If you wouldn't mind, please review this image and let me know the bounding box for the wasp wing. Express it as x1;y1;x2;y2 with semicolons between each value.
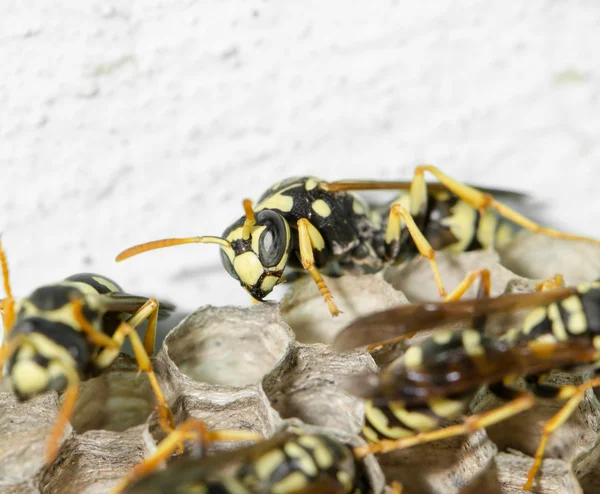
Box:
333;287;576;351
98;292;176;320
345;338;597;405
322;180;529;201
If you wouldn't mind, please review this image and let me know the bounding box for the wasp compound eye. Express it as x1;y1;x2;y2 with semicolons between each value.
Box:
219;249;240;280
256;210;287;268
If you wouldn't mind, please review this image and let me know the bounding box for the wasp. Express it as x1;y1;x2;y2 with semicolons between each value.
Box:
112;421;374;494
115;166;600;317
0;240;177;463
334;279;600;490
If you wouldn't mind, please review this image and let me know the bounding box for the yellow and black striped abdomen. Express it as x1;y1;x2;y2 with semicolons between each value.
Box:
125;432;367;494
362;395;472;444
241;433;364;493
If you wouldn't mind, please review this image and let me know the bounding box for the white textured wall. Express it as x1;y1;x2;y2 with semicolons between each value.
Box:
1;1;599;313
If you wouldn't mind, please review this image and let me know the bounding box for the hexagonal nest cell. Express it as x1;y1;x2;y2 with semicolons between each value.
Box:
2;233;600;493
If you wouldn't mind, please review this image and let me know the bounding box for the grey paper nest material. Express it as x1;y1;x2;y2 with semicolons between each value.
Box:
1;233;600;493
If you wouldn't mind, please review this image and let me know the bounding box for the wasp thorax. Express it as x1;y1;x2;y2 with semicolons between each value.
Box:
221;210;292;300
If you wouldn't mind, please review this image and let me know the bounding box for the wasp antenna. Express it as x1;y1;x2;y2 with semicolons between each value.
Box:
116;236;231;262
242;199;256;240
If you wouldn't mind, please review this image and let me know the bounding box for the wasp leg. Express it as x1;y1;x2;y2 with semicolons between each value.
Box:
385;202;447;298
94;299;176;436
45;366;80;463
354;392;535;457
70;298;121;349
413;165;600;247
523;376;600;490
297;218;341;316
444;268;491;302
110;419;263;494
0;239;15;336
365;268;491;353
535;274;564;292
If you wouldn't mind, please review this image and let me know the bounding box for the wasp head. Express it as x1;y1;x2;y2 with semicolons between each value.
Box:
220;208;292;301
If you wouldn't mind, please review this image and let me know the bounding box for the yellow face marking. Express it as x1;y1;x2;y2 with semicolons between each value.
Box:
255;192;294;213
233;251;264;286
428;397;467;419
476;212;499;249
255;449;286;480
462;329;484;357
305;178;319;191
272;472;308;494
522;307;548;335
91;276;120;293
403;346;423;369
364;401;412;439
284;442;318;476
388;401;438;432
250;225;267;255
546;304;567;341
432;330;453;345
441;200;478;253
311;199;332;218
261;276;279;293
11;360;49;394
593;335;600;350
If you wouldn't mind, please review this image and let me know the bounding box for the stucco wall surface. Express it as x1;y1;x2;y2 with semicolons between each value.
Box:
1;1;599;315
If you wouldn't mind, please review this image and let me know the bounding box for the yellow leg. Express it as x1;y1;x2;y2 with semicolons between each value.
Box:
110;419;263;494
365;268;490;353
45;367;80;464
535;274;564;292
297;218;341;316
70;298;120;349
354;393;535;457
414;165;600;247
444;268;491;302
94;299;175;435
523;376;600;490
0;239;15;335
385;202;447;298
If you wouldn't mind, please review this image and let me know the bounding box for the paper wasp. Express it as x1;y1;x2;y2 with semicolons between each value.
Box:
0;240;177;463
112;422;373;494
115;165;600;317
334;279;600;490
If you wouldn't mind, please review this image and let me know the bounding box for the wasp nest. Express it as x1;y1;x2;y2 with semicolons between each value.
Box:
1;234;600;494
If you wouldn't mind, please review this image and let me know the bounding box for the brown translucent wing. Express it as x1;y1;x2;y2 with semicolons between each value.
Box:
345;338;597;405
321;180;529;201
98;293;176;320
333;287;576;351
